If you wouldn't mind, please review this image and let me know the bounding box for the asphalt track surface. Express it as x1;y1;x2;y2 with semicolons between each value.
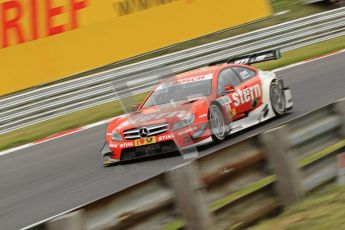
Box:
0;52;345;230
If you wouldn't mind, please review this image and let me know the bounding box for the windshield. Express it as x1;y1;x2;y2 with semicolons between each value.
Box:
142;76;212;108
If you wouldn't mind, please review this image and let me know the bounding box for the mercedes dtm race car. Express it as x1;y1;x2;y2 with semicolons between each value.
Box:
100;50;293;165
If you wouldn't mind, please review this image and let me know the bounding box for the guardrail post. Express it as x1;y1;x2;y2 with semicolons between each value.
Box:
45;210;84;230
259;125;304;205
334;98;345;137
337;153;345;186
166;162;213;230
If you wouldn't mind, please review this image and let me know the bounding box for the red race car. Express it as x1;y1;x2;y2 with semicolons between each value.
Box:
101;50;293;165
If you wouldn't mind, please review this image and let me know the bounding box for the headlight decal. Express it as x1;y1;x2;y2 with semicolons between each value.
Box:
172;114;195;131
111;129;124;141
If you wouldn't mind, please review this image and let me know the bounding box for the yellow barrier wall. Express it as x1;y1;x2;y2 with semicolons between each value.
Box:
0;0;271;96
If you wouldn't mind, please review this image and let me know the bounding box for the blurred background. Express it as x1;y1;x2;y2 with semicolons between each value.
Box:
0;0;345;230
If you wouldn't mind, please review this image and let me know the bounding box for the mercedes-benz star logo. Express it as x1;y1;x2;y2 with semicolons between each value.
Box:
139;127;149;138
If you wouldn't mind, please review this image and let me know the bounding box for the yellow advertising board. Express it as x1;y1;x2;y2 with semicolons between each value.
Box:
0;0;271;96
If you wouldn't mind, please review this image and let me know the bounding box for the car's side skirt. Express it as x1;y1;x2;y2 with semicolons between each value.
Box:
228;102;276;135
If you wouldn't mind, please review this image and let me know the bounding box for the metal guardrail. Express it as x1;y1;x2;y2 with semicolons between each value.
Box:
1;7;345;134
35;98;345;230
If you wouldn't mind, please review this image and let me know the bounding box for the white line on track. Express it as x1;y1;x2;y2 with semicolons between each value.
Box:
0;119;111;157
272;49;345;73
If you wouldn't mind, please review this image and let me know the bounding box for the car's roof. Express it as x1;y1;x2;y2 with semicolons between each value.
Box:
168;65;223;82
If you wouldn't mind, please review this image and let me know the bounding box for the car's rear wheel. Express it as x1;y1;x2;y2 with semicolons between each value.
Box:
270;81;286;117
209;104;226;142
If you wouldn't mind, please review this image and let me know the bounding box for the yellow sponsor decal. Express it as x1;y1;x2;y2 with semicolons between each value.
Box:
0;0;271;95
134;136;157;146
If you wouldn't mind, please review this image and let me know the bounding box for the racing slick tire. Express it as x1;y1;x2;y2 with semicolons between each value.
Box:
270;81;286;117
208;104;227;143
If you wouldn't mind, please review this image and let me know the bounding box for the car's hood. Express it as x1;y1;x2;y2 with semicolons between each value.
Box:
108;99;205;132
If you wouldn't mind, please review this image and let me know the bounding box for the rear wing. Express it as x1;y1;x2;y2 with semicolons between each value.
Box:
210;49;281;66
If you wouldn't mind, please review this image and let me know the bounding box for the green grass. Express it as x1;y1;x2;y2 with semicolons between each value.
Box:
248;185;345;230
254;36;345;70
0;92;148;150
298;140;345;168
161;175;276;230
1;35;345;151
209;175;276;212
160;138;345;230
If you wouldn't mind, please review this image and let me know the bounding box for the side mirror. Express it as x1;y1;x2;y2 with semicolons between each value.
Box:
224;85;235;93
132;104;140;112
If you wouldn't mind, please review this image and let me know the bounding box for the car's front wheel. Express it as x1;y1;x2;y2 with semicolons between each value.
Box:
270;81;286;117
208;104;226;142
